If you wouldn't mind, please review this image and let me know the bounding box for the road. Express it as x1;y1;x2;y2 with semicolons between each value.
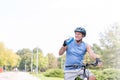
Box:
0;71;40;80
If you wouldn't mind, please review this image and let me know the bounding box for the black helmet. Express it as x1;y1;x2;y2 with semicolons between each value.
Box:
74;27;86;37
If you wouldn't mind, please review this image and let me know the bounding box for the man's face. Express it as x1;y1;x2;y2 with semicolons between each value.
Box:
75;32;83;41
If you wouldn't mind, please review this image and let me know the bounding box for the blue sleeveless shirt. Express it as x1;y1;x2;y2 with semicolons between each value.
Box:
65;40;87;70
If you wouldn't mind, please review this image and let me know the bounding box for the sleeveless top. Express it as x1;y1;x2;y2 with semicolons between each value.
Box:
64;40;87;70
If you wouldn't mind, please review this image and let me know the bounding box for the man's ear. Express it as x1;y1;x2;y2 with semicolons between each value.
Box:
82;35;85;38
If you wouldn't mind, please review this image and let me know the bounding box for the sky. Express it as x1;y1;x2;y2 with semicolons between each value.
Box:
0;0;120;57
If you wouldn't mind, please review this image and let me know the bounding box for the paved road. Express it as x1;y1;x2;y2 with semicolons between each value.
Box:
0;71;40;80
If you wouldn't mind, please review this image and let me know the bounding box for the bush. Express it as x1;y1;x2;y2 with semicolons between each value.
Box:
44;68;120;80
44;69;64;78
91;68;120;80
102;68;120;80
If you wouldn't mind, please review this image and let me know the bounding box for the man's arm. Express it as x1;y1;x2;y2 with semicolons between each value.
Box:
59;46;67;55
87;44;98;59
87;44;102;66
59;37;74;56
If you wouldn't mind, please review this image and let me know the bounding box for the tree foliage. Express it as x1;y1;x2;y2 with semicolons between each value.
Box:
47;53;58;69
16;47;48;72
0;42;20;70
99;24;120;68
16;48;32;71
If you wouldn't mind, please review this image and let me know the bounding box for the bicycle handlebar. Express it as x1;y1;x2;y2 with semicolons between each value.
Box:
82;63;96;68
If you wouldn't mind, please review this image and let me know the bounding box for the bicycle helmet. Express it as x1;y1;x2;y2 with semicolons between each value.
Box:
74;27;86;37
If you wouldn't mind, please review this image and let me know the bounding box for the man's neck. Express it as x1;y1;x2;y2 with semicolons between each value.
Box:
76;39;82;44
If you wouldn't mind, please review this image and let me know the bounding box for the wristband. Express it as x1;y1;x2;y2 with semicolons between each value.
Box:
63;40;67;46
96;58;102;63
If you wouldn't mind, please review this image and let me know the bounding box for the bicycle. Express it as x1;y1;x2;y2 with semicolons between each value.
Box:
74;62;96;80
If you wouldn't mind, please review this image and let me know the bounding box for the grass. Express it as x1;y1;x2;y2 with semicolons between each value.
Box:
30;72;64;80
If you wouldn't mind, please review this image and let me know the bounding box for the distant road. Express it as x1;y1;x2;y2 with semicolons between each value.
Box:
0;71;40;80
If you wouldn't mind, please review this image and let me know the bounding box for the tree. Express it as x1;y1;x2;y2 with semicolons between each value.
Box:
47;53;58;69
0;42;20;70
31;47;48;72
99;24;120;68
16;48;32;71
58;54;66;69
0;42;6;66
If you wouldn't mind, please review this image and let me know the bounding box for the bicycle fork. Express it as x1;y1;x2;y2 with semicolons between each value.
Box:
83;69;89;80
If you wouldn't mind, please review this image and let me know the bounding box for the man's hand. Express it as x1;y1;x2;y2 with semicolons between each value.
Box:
94;58;103;67
63;37;74;47
97;61;103;67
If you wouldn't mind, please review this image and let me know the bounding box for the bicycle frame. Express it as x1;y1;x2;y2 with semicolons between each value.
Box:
75;63;95;80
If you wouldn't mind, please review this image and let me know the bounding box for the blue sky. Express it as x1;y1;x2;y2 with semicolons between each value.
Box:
0;0;120;57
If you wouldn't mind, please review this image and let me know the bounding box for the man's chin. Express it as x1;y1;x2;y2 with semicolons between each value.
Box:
75;38;79;40
76;39;81;42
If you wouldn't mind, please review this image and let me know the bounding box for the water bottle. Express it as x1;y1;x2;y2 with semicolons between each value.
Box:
65;37;74;45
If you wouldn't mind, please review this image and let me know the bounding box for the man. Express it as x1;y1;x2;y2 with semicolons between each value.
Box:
59;27;102;80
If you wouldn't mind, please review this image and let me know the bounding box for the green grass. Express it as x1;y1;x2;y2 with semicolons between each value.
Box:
31;72;64;80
